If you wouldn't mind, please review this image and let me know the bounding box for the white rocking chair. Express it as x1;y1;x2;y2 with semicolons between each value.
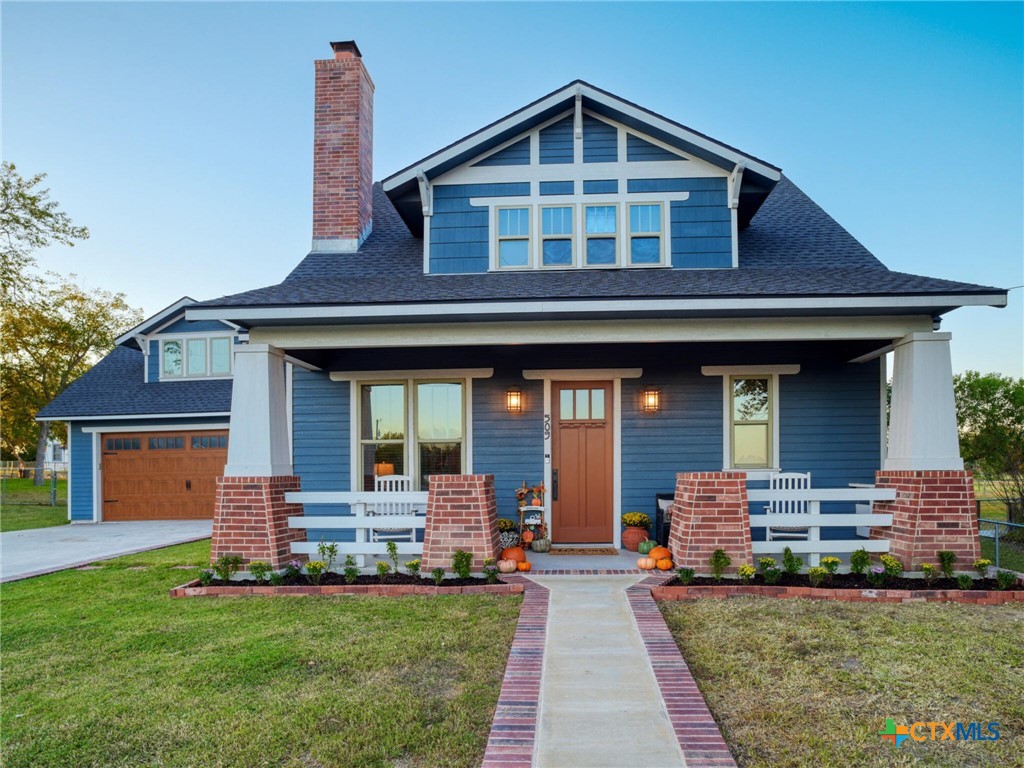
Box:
370;474;415;543
765;472;811;541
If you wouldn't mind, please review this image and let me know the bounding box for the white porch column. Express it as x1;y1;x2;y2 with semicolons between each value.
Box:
885;331;963;471
224;343;293;477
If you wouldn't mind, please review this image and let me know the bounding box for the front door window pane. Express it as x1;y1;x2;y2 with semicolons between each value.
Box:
162;341;182;376
187;339;207;376
575;389;590;420
560;389;573;419
591;388;606;419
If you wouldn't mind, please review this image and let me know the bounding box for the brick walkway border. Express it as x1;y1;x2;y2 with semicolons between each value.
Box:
528;568;643;575
481;575;549;768
627;574;738;768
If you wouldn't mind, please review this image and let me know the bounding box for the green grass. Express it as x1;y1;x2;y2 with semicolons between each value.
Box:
661;598;1024;767
1;541;521;768
1;478;69;532
981;535;1024;574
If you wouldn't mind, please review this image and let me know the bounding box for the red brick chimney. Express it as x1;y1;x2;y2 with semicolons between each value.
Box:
312;40;374;253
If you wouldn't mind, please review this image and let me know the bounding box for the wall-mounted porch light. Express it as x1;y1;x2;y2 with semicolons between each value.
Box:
506;387;523;413
641;387;661;414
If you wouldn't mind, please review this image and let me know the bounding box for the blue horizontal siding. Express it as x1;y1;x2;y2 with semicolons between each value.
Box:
539;117;574;164
292;369;351;542
430;183;530;274
583;179;618;194
583;115;617;163
627;134;687;162
70;424;93;521
540;181;574;195
473;376;544;525
647;178;733;268
628;177;726;194
473;137;530;166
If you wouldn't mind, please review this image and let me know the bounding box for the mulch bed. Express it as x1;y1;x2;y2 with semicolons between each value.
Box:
661;573;1007;590
207;573;491;588
171;573;524;598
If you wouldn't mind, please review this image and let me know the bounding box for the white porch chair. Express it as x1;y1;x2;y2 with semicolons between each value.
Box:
370;474;416;543
765;472;812;541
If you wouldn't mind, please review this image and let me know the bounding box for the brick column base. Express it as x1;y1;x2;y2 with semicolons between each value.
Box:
421;474;502;571
667;472;752;574
871;470;980;570
211;476;306;569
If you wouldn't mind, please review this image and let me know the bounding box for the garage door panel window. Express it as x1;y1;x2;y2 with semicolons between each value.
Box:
149;436;184;450
105;437;141;451
160;336;233;379
192;435;228;449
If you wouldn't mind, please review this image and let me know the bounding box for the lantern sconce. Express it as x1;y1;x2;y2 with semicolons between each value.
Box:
506;387;523;413
640;387;661;414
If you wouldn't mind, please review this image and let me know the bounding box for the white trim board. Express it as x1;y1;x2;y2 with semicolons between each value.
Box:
83;423;229;434
523;368;642;380
39;412;231;422
330;368;493;381
115;296;196;346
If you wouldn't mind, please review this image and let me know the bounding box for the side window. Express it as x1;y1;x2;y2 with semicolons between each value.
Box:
730;377;771;468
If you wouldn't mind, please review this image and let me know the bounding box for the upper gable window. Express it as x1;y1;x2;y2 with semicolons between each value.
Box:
496;207;531;268
628;203;665;265
161;336;233;379
584;205;618;266
541;206;574;267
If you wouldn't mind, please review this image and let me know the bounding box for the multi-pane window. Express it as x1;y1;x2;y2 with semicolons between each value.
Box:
628;203;663;265
496;207;531;268
730;377;771;468
540;206;574;267
192;435;228;449
584;205;618;266
149;436;184;450
104;437;141;451
160;336;233;379
559;387;607;420
359;380;465;490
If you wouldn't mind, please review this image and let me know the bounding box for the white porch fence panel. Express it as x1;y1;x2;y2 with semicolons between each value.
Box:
285;491;429;564
746;487;897;566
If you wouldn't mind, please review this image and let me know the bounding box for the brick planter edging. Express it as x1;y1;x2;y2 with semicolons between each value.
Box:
627;574;738;768
481;575;549;768
169;579;524;598
651;584;1024;604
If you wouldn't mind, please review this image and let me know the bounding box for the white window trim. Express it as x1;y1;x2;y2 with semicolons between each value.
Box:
494;205;533;270
159;333;235;381
626;201;667;267
701;365;800;474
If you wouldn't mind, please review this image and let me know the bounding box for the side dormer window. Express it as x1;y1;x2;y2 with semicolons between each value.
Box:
584;204;618;266
161;336;233;379
496;207;531;268
628;203;665;266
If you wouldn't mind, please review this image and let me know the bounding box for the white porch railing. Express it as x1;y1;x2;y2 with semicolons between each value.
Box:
746;487;897;566
285;491;429;563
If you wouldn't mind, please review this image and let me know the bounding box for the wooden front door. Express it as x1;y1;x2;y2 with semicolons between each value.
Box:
101;430;228;520
551;381;613;543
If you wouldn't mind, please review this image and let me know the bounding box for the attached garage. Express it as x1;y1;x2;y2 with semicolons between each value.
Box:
101;430;228;520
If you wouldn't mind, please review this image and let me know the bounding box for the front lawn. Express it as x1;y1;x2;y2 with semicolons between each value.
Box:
1;541;521;768
0;504;68;532
1;478;68;532
661;597;1024;767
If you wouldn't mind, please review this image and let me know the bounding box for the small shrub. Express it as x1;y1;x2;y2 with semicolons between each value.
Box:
709;549;731;582
995;570;1019;591
866;566;886;588
849;548;870;576
819;556;841;576
387;541;400;573
343;554;359;585
737;564;756;584
247;560;271;583
452;550;473;580
938;550;957;580
283;560;303;580
757;557;777;573
921;563;937;586
497;518;517;532
972;558;992;580
305;560;327;585
762;565;782;585
405;559;421;578
482;557;498;584
376;561;392;580
676;567;695;585
782;547;802;576
807;566;828;588
880;554;904;579
956;573;975;591
431;567;446;586
317;540;338;573
213;554;243;582
198;569;214;587
268;571;284;586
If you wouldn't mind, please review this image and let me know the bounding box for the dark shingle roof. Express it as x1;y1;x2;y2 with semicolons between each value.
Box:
195;176;1001;310
37;346;232;419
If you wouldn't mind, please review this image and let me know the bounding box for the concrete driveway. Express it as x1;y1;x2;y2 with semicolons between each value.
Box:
1;521;212;583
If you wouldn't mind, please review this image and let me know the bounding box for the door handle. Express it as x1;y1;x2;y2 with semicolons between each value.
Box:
552;470;558;501
185;479;192;492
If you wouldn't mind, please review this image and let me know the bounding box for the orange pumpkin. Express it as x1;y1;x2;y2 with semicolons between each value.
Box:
637;557;657;570
517;561;532;572
497;559;518;574
648;546;671;561
521;529;535;544
656;558;674;571
501;546;527;563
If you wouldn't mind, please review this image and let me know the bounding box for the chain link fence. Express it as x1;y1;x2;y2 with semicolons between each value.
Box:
979;516;1024;573
0;462;68;508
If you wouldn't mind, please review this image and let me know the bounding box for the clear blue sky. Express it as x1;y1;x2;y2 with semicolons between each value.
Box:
4;2;1022;375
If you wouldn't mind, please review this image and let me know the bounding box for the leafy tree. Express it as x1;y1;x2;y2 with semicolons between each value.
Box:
954;371;1024;522
1;275;142;482
1;161;89;299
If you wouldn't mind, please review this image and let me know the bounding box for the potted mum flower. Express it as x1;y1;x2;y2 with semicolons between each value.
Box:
621;512;651;551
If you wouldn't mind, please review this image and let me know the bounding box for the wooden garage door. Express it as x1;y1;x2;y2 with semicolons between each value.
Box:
101;431;228;520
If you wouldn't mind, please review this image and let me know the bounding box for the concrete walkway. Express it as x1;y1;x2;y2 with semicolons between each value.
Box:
1;521;212;582
531;575;686;767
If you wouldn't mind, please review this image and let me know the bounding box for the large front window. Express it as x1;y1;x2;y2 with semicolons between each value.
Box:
359;380;465;490
730;376;771;468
